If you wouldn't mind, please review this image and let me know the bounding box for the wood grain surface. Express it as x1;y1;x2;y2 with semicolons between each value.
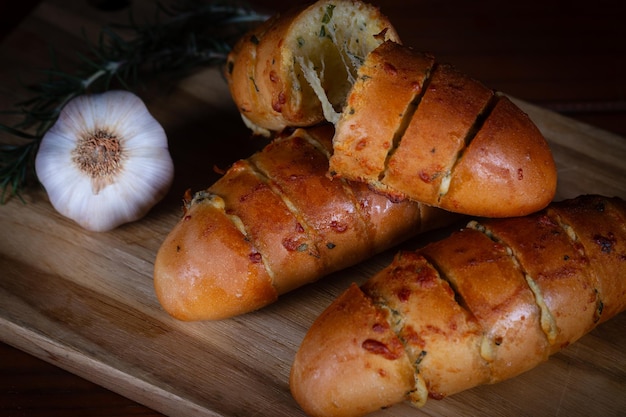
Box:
1;1;625;416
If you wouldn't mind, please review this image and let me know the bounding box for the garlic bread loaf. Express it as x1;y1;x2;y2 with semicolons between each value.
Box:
225;0;400;136
290;194;626;417
227;0;556;217
328;40;557;217
153;126;458;321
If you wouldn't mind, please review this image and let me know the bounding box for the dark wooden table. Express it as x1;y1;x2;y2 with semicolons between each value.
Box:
1;0;625;416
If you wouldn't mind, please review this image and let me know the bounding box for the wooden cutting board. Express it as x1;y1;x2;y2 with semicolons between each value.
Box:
1;1;625;417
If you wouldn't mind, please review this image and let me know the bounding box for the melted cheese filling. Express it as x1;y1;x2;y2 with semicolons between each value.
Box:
290;2;393;123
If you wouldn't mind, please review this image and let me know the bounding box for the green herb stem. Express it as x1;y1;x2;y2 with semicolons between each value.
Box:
0;0;268;203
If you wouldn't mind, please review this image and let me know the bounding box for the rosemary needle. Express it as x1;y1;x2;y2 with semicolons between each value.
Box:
0;0;268;203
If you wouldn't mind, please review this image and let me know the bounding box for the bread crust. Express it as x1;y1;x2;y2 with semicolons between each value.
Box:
419;228;550;381
442;95;557;216
382;62;493;204
154;126;458;321
153;191;277;321
290;283;415;417
208;159;324;295
290;195;626;415
547;195;626;321
361;251;489;403
329;42;434;190
329;41;557;217
475;213;601;352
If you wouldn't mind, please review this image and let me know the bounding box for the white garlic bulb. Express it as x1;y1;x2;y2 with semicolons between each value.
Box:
35;90;175;232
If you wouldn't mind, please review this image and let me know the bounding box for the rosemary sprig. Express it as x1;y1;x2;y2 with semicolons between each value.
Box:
0;0;268;203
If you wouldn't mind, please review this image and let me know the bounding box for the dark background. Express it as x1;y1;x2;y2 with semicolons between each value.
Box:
1;0;624;415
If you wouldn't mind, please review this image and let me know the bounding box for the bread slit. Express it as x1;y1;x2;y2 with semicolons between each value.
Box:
328;42;435;197
363;262;438;407
299;126;377;253
361;251;491;401
467;219;563;346
188;190;249;239
545;197;626;322
437;93;499;201
415;249;503;370
205;170;279;287
245;156;323;262
372;299;430;407
547;210;606;324
379;63;435;182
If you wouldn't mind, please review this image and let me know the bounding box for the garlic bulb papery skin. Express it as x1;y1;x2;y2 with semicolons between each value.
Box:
35;90;175;232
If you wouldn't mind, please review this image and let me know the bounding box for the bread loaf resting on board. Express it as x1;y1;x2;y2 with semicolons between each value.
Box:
290;194;626;417
226;0;556;217
328;40;557;217
153;126;458;321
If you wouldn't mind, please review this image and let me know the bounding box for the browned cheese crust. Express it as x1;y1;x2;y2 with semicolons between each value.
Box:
291;195;626;416
329;41;557;217
153;125;458;321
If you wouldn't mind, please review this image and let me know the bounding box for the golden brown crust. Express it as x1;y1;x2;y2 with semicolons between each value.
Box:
361;251;489;402
290;195;626;415
442;95;557;217
208;159;324;295
329;41;557;217
249;130;373;276
153;192;277;321
329;41;434;189
382;62;493;204
154;126;458;321
476;213;601;352
547;195;626;322
419;228;550;381
347;180;458;252
290;283;415;417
